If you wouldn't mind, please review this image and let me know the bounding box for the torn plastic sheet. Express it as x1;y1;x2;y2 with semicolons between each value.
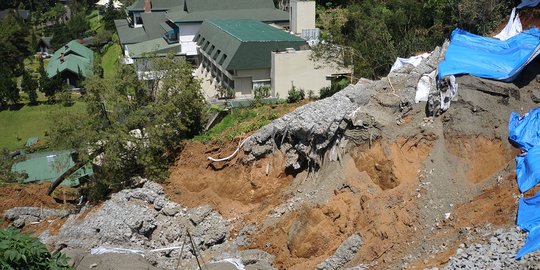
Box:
415;70;436;103
494;8;522;41
90;247;145;256
213;258;246;270
518;0;540;9
390;52;431;72
509;108;540;151
438;28;540;82
439;75;458;112
516;192;540;259
516;145;540;193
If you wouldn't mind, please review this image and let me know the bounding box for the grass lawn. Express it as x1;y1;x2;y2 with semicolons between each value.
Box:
194;102;303;142
102;42;121;79
88;9;102;32
0;102;86;151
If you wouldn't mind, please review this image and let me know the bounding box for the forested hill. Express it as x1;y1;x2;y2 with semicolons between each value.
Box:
314;0;517;79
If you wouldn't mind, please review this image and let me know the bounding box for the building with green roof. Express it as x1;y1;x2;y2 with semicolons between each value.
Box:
46;40;94;87
11;150;93;187
194;19;307;97
116;0;289;64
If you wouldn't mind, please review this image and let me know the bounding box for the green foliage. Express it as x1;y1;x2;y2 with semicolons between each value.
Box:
21;70;38;105
315;0;514;79
0;11;30;77
0;149;26;183
0;73;19;107
319;77;349;99
0;227;72;269
49;56;206;200
194;105;285;142
217;86;235;99
103;0;124;31
101;42;121;79
286;86;305;103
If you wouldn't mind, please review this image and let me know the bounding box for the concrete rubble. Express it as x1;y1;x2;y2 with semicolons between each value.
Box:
41;181;276;269
4;207;70;228
316;234;363;270
243;45;446;171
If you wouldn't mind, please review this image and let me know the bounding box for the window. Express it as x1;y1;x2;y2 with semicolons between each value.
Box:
213;49;221;60
219;54;227;65
208;45;215;55
194;34;201;43
203;41;209;50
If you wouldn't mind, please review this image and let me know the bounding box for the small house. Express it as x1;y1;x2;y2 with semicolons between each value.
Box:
46;40;94;87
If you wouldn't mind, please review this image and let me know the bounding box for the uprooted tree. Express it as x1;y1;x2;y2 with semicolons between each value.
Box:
48;54;206;200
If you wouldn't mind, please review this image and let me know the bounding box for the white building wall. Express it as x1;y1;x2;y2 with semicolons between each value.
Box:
271;49;351;99
290;0;316;34
178;23;201;56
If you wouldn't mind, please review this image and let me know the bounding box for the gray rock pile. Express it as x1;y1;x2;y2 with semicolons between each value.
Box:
243;45;446;171
51;181;233;269
443;227;540;269
4;207;70;228
316;234;363;270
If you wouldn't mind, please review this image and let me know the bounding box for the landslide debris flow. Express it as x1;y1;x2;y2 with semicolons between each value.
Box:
5;47;540;269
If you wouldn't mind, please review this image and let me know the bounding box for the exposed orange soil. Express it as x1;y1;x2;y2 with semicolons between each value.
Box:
446;136;517;183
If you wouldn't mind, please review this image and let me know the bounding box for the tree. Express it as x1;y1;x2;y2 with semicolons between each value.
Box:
21;70;38;105
49;56;207;200
0;11;30;77
103;0;123;31
0;71;19;107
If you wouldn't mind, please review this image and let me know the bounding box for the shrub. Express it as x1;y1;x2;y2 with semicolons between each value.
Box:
319;78;350;99
0;227;72;269
287;86;305;103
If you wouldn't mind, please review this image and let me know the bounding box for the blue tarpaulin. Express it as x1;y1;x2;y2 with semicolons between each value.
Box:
509;108;540;151
438;28;540;82
516;146;540;193
517;227;540;259
517;193;540;259
517;193;540;232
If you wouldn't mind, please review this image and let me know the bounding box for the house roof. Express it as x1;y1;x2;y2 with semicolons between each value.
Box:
11;150;93;187
0;9;30;20
38;36;53;48
127;0;183;12
185;0;275;12
195;20;307;70
166;8;288;23
115;12;168;45
126;37;181;58
115;19;148;44
46;40;94;78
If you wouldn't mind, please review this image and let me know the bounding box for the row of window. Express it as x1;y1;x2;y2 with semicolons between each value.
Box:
194;34;228;66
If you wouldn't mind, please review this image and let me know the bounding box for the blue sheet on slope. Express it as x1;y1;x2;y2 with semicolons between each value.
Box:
517;193;540;259
438;28;540;82
516;146;540;193
509;108;540;151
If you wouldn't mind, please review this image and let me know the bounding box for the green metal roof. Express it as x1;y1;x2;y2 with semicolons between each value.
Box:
127;37;181;58
140;12;168;40
11;150;93;187
115;19;148;44
127;0;183;12
46;40;94;79
185;0;275;12
166;8;288;23
195;20;307;70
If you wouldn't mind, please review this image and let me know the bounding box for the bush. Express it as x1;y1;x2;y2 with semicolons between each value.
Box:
319;78;350;99
0;227;72;269
286;86;305;103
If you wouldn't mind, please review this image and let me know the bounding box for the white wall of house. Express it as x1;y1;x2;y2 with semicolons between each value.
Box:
234;68;271;97
290;0;316;34
271;49;351;98
178;23;201;56
133;12;143;28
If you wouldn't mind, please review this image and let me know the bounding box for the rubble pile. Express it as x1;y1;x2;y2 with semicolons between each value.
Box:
46;181;274;269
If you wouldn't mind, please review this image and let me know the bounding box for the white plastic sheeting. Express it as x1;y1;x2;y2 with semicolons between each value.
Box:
494;8;522;41
95;0;123;8
440;75;458;112
518;0;540;8
390;52;431;72
90;247;145;256
415;70;436;103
